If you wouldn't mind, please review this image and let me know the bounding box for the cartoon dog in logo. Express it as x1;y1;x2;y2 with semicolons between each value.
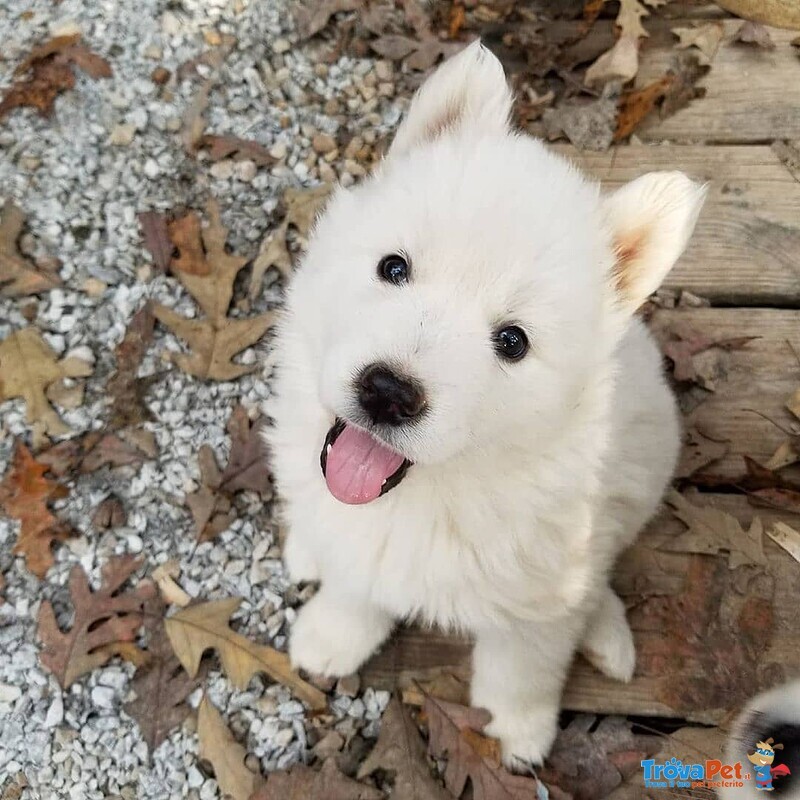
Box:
748;738;792;791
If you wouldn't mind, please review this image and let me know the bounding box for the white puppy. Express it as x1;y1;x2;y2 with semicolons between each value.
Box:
267;42;705;765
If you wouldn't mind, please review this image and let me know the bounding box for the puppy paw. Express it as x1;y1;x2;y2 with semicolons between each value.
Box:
580;591;635;683
289;593;391;677
483;705;559;768
283;534;321;583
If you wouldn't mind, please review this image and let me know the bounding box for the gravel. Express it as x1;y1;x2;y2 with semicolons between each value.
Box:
0;0;399;796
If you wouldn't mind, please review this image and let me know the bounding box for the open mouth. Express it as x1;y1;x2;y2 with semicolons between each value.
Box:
320;418;412;505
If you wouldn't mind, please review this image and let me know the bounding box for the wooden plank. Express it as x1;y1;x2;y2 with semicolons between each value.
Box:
649;307;800;481
363;495;800;722
555;145;800;305
635;20;800;143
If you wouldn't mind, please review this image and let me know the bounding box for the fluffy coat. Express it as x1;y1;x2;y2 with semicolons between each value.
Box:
267;42;706;764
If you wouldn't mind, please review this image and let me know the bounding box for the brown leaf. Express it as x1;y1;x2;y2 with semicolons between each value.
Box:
673;22;725;64
539;716;662;800
448;3;466;39
715;1;800;29
0;327;93;443
254;759;383;800
294;0;364;40
658;326;756;386
585;36;639;87
616;0;649;39
424;696;549;800
37;431;153;477
219;405;271;494
125;597;202;753
748;486;800;514
614;75;674;141
198;695;260;800
765;439;800;471
660;51;709;119
182;79;212;153
766;521;800;563
138;212;173;273
786;387;800;421
91;496;126;530
358;696;450;800
370;35;419;61
168;212;209;276
0;34;111;120
152;560;192;607
663;489;767;569
107;303;157;429
199;135;276;166
0;202;62;297
676;426;729;479
153;200;276;380
400;669;470;707
0;441;72;578
733;21;776;49
37;556;154;687
543;87;620;151
164;597;327;710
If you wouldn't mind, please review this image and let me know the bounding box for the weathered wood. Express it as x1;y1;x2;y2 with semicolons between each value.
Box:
554;145;800;305
362;493;800;723
635;20;800;143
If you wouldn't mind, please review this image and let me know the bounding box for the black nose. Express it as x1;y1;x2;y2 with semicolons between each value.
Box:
357;364;426;426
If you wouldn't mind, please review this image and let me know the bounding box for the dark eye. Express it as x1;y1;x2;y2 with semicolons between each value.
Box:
493;325;529;361
377;253;409;285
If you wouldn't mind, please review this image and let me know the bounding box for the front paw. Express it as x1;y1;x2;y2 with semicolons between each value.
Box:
283;534;321;583
289;594;391;677
482;705;559;768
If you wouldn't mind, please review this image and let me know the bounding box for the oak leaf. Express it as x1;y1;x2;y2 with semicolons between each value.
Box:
614;76;674;141
0;327;93;443
616;0;650;40
199;135;276;166
219;404;272;495
164;597;327;710
733;21;776;49
186;444;237;541
37;556;154;687
424;696;551;800
254;759;383;800
138;212;173;273
37;430;154;477
0;202;62;297
585;35;639;87
675;426;729;479
153;200;275;380
0;34;112;120
663;490;766;569
673;22;725;64
295;0;364;40
198;695;260;800
0;440;72;578
125;597;203;753
358;696;450;800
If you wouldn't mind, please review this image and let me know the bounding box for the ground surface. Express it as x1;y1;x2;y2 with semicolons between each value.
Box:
1;1;799;800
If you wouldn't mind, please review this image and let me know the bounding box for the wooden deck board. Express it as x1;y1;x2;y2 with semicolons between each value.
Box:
554;145;800;305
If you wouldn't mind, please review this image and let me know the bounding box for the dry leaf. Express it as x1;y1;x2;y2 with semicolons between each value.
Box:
715;0;800;29
91;496;126;530
358;696;451;800
138;212;173;273
107;303;157;429
198;695;260;800
182;79;212;153
616;0;649;40
152;560;192;607
125;597;201;753
766;521;800;563
0;34;112;119
585;35;639;87
164;597;327;710
400;669;470;707
254;759;383;800
219;405;271;495
199;134;276;166
249;185;333;299
614;75;674;141
676;426;729;479
0;202;62;297
673;22;725;64
152;199;276;380
186;444;237;541
37;556;154;687
168;212;209;276
424;696;551;800
543;85;620;151
733;21;777;48
658;327;756;386
294;0;364;40
660;51;709;119
539;715;662;800
663;490;767;569
765;439;800;471
0;327;93;442
37;431;153;477
786;387;800;421
0;441;72;578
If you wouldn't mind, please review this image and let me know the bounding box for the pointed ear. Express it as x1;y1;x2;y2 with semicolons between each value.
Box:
388;41;513;158
603;171;707;311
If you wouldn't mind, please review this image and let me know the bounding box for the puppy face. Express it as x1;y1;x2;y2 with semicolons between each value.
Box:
284;43;705;505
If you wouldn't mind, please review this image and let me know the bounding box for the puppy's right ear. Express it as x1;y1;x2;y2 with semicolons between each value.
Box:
388;41;513;158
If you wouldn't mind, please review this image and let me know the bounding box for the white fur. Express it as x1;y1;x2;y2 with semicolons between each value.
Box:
266;41;705;765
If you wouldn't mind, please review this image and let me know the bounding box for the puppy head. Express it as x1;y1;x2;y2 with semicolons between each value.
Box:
288;42;705;505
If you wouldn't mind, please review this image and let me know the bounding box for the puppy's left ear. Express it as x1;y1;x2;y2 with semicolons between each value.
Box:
388;40;513;158
603;171;707;312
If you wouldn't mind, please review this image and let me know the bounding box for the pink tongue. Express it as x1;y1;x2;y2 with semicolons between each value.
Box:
325;423;405;505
